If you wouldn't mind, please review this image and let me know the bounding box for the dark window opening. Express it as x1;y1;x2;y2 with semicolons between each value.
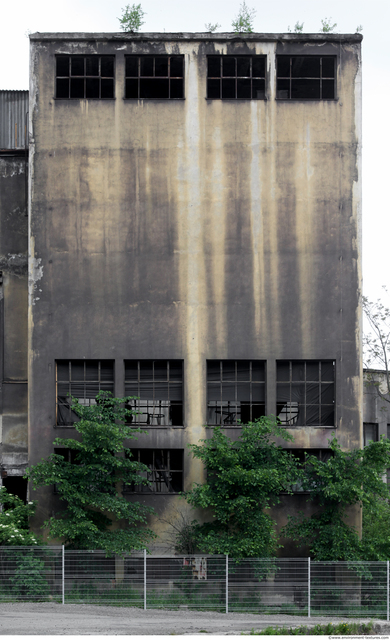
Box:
125;449;183;493
207;360;266;426
56;56;115;99
53;448;79;494
276;56;336;100
56;360;114;426
207;56;266;100
363;423;378;446
287;448;333;492
276;361;335;427
2;476;27;503
125;360;183;426
125;56;184;99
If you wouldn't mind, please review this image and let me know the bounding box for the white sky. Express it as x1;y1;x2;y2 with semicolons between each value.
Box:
1;0;389;303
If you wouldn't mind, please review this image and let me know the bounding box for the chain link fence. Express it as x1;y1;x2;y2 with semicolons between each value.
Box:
0;547;388;618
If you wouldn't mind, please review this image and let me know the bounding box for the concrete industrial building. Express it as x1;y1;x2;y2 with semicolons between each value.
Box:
1;31;363;550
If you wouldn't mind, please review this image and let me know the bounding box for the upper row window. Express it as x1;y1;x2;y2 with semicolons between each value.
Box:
55;55;336;101
56;56;115;99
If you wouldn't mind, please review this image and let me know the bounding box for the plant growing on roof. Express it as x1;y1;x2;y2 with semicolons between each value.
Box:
231;2;256;33
319;17;337;33
205;23;221;33
26;391;156;554
118;3;146;32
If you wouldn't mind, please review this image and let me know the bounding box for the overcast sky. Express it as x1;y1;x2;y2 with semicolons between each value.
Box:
1;0;389;303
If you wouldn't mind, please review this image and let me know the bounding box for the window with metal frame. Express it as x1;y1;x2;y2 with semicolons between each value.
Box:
56;55;115;99
56;360;114;426
125;449;183;493
207;55;266;99
276;361;335;427
125;56;184;99
363;423;378;446
287;448;333;492
124;360;183;426
207;360;266;426
276;56;336;100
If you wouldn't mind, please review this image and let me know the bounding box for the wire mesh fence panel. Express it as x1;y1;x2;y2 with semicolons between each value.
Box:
0;546;62;603
145;555;226;611
228;558;309;614
64;550;144;606
311;561;388;618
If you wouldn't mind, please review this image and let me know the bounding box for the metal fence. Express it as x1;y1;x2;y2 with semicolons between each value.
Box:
0;548;389;618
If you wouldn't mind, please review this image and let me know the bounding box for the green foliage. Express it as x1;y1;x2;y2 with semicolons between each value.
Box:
10;552;49;600
288;22;304;33
231;2;256;33
205;23;221;33
363;291;390;402
26;392;156;554
355;25;363;33
319;17;337;33
283;436;390;560
118;3;145;32
248;621;374;635
185;417;301;557
362;497;390;560
0;487;40;545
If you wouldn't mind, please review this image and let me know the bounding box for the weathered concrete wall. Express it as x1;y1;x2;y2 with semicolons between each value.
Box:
0;154;28;483
28;33;362;547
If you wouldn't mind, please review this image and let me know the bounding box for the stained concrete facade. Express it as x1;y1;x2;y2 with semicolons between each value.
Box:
0;91;29;498
26;32;362;547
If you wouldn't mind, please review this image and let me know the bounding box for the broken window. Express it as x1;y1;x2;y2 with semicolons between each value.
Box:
124;360;183;426
207;360;265;426
287;448;333;492
276;56;336;100
363;423;378;446
207;55;266;99
56;56;115;99
276;361;335;427
125;449;183;493
125;56;184;99
1;477;27;503
56;360;114;426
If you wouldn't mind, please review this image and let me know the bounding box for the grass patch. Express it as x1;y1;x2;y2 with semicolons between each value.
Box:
245;621;375;635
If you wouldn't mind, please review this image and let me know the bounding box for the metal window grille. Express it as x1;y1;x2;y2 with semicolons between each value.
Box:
276;360;335;427
207;360;266;426
276;56;336;100
207;56;266;99
56;360;114;426
56;56;115;99
125;449;184;493
125;56;184;99
124;360;183;426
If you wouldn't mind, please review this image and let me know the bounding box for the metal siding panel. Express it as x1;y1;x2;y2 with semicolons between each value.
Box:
0;91;29;149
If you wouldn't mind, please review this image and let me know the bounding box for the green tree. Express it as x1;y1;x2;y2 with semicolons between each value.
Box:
362;497;390;561
283;436;390;560
231;2;256;33
319;17;337;33
184;417;301;557
363;291;390;403
0;487;40;545
26;392;156;554
118;3;146;32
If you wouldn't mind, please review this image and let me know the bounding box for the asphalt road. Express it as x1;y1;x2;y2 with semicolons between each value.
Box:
0;603;390;635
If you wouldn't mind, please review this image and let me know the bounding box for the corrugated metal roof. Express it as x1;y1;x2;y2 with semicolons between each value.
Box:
0;91;29;150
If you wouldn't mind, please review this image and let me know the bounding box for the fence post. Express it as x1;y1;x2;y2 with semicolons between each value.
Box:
144;549;147;611
308;557;311;618
62;545;65;605
226;554;229;614
387;560;389;622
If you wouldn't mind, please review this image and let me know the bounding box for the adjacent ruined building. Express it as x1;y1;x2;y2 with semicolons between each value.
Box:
1;31;363;550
